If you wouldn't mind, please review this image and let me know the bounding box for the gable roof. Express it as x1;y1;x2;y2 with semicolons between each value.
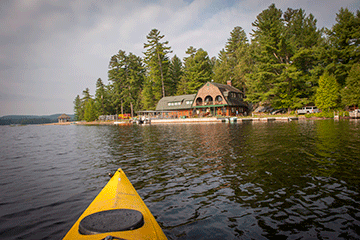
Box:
211;82;242;93
193;81;247;108
155;94;196;111
58;113;70;119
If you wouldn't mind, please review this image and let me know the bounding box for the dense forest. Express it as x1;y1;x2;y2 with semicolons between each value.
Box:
74;4;360;121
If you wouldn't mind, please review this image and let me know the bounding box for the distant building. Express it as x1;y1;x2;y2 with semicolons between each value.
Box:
155;94;196;118
193;81;248;116
58;114;70;123
150;81;248;118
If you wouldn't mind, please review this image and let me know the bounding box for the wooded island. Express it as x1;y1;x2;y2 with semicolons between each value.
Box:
74;4;360;122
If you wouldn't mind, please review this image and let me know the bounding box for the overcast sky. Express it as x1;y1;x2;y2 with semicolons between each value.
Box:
0;0;359;116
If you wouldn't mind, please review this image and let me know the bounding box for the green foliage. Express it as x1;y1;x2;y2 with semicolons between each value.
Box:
325;8;360;85
84;98;97;122
181;47;213;94
108;50;144;116
73;88;93;121
73;5;357;115
213;26;251;91
341;63;360;108
246;4;323;110
143;29;172;109
167;55;183;96
315;72;340;110
94;78;110;116
73;95;82;120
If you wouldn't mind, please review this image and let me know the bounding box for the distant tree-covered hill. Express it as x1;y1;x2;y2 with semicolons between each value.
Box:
0;114;75;125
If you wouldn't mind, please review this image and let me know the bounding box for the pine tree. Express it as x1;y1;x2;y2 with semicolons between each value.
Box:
94;78;108;116
167;55;182;96
77;88;92;120
213;26;251;92
182;48;213;94
341;63;360;108
108;50;144;115
326;8;360;85
82;88;92;102
247;4;322;110
213;49;231;85
84;98;97;122
247;4;286;104
315;72;340;110
143;29;172;109
73;95;82;120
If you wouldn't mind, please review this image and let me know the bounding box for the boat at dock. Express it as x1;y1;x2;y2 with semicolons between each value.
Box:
349;109;360;118
63;168;167;240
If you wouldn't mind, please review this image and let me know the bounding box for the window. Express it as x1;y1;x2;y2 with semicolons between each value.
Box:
168;101;182;106
215;95;223;102
204;96;213;105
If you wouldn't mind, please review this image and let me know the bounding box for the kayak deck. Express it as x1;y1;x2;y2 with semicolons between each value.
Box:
63;168;167;239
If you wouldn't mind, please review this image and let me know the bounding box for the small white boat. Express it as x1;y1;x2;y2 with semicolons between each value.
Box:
349;109;360;118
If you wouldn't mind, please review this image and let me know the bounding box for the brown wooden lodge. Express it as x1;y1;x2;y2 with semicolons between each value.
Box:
138;81;248;119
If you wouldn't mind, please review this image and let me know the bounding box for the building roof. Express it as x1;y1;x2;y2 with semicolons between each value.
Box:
211;82;242;93
194;82;247;108
58;113;70;119
155;94;196;111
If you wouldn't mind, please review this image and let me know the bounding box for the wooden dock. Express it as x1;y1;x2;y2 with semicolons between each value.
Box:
150;117;298;124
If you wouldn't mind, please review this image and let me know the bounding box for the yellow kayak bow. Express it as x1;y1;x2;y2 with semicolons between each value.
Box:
63;168;167;240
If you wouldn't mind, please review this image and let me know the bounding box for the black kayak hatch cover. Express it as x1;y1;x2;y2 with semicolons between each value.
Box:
79;209;144;235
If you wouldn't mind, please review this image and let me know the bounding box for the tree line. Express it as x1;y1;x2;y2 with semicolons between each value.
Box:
74;4;360;121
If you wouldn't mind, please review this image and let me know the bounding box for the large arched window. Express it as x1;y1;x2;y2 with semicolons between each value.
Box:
215;95;223;103
204;95;213;105
196;97;203;106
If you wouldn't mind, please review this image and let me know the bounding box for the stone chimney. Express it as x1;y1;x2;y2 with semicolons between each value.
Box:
227;80;232;86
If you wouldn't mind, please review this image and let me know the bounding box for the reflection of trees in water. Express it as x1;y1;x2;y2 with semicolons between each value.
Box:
313;120;360;186
95;122;359;238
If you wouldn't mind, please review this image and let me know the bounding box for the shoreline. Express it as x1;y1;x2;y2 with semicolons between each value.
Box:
38;115;356;126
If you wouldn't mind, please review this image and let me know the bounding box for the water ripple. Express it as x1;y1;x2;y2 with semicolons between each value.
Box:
0;121;359;239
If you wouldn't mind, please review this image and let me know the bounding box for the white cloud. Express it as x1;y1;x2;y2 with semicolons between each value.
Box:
0;0;359;116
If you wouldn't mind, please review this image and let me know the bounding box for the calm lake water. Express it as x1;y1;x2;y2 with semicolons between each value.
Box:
0;120;359;239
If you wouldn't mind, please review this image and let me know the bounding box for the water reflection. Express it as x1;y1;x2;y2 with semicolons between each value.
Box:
2;120;358;239
103;121;360;239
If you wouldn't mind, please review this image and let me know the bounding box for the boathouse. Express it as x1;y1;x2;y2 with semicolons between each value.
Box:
155;94;196;118
58;114;70;123
151;81;248;118
192;81;248;116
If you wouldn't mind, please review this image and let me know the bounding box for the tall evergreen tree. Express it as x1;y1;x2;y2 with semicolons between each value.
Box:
213;49;231;85
326;8;360;86
181;47;213;94
247;4;322;110
73;95;82;120
315;72;340;110
94;78;109;116
341;63;360;108
247;4;286;104
84;98;97;122
213;26;251;91
277;8;322;109
167;55;183;96
82;88;92;102
108;50;144;116
143;29;172;109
